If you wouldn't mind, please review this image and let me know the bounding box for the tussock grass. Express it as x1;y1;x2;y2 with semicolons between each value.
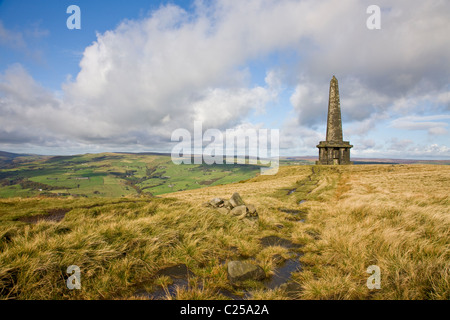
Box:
0;196;266;299
297;165;450;300
0;164;448;299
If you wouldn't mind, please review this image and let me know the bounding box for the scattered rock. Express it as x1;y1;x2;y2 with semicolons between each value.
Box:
227;261;265;283
210;198;224;207
205;193;259;221
230;205;247;217
222;200;233;209
229;192;245;207
246;204;256;214
245;204;258;218
217;207;230;215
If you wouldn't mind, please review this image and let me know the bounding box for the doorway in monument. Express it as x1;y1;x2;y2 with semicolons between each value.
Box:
333;148;340;165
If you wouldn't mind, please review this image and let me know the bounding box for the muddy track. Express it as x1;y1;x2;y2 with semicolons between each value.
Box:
285;166;322;198
271;166;341;297
136;167;338;300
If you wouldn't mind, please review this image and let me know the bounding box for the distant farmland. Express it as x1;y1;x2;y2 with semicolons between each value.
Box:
0;152;262;198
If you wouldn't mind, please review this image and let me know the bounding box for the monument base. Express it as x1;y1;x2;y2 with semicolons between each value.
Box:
316;141;353;165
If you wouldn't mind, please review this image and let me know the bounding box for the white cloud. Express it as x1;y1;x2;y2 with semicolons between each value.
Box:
353;140;450;159
61;1;309;144
0;0;449;158
390;115;450;135
0;21;26;49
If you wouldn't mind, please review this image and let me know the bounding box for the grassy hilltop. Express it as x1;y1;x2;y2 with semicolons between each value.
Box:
0;163;448;300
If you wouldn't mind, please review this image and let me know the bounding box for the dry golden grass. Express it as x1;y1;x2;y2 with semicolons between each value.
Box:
295;165;450;299
165;165;311;204
165;164;450;299
0;164;448;299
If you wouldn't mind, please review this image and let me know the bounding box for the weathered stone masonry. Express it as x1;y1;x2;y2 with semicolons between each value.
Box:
316;76;353;165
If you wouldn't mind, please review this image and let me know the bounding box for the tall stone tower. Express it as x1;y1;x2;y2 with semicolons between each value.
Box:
316;76;353;165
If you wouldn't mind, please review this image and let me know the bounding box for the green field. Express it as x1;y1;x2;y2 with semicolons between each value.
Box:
0;153;262;198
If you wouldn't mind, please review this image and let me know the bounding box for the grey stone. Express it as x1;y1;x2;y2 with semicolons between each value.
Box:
230;205;247;217
210;198;224;207
217;207;230;215
247;204;256;213
222;200;233;209
241;211;258;220
316;76;353;165
246;204;257;217
229;192;245;208
227;261;265;283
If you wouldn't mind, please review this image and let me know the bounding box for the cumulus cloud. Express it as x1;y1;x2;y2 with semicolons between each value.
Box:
287;0;449;140
0;0;449;158
0;64;61;142
59;1;309;145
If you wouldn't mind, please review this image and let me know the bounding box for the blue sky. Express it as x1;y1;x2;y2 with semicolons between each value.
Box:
0;0;449;159
0;0;184;90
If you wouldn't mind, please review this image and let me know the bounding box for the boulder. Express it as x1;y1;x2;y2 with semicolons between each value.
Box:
217;207;230;215
222;200;233;209
240;211;258;220
246;204;256;214
230;205;247;217
207;193;258;221
246;204;259;220
227;261;265;283
246;204;258;218
229;193;245;208
209;198;224;208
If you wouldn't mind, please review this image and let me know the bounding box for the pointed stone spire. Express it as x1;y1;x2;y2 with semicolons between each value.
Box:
326;75;343;142
316;76;353;165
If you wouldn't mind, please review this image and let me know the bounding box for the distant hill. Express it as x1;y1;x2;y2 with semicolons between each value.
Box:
0;151;37;166
0;150;448;199
0;151;262;198
0;151;29;160
280;156;450;165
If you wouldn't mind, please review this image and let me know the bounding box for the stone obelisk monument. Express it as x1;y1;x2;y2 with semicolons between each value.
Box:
316;76;353;165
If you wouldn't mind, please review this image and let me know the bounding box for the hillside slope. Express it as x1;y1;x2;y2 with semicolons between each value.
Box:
0;164;449;299
0;152;261;198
